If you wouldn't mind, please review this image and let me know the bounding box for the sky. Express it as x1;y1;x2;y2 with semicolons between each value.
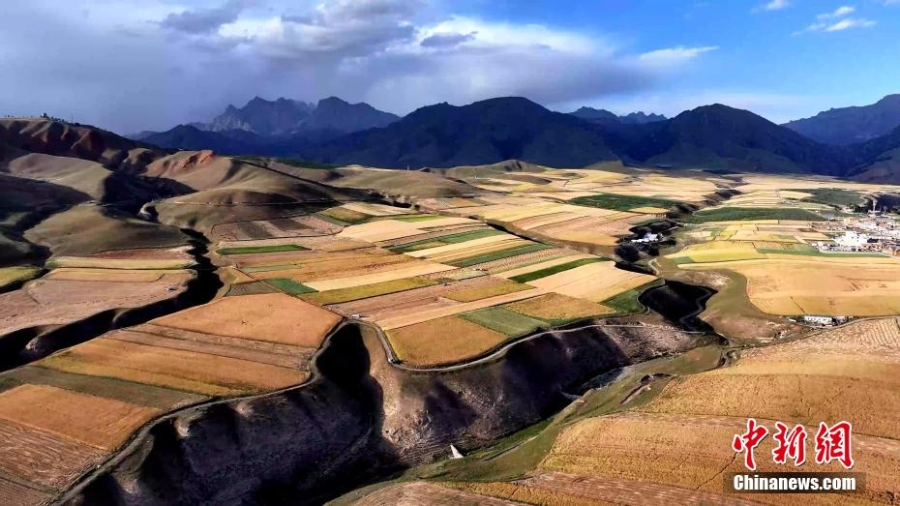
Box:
1;0;898;133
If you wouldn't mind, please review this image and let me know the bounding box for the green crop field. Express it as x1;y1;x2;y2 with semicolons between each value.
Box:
509;258;607;283
450;243;554;268
801;188;866;208
389;229;504;252
460;307;547;337
688;207;826;223
217;244;308;256
303;277;435;305
264;278;317;295
317;207;370;225
570;193;680;211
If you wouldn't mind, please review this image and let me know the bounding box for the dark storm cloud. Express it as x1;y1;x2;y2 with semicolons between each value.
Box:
420;31;477;48
0;1;715;134
161;0;249;34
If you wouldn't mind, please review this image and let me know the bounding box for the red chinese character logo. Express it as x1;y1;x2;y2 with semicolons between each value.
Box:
772;422;807;466
733;418;769;470
814;421;854;469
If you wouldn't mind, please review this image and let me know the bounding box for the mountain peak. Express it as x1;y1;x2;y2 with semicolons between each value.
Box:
784;93;900;145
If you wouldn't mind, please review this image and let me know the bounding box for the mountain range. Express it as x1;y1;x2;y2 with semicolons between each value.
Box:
783;94;900;145
570;107;667;125
135;93;900;182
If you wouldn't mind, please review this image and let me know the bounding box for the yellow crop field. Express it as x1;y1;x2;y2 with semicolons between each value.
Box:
0;267;40;288
0;384;160;449
682;259;900;315
526;262;655;303
669;242;766;263
302;277;436;305
386;315;508;365
153;293;341;347
505;293;613;320
444;278;531;302
302;262;457;291
42;337;307;396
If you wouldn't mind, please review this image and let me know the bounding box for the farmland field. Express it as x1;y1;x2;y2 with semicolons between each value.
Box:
386;316;509;365
153;293;341;346
689;207;825;223
504;293;614;322
680;258;900;315
459;307;547;337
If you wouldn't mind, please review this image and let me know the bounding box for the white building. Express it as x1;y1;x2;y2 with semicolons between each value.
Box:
803;315;835;326
834;231;868;249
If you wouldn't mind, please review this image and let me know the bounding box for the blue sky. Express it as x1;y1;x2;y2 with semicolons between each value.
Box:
1;0;897;132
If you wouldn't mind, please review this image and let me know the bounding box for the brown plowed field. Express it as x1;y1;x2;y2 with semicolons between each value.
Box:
0;273;192;336
0;419;104;488
0;478;50;506
0;384;159;449
109;330;304;369
152;294;341;347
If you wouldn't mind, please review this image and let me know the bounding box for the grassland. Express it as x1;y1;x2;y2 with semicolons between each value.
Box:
801;188;867;208
570;193;680;212
459;307;547;337
264;278;317;295
216;244;307;255
688;207;825;222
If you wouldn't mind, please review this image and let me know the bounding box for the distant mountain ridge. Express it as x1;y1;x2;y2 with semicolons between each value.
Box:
304;97;619;169
141;96;400;150
136;95;900;182
783;94;900;145
570;107;667;125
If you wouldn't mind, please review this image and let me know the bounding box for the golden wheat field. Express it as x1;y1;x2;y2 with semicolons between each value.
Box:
681;259;900;315
386;315;509;365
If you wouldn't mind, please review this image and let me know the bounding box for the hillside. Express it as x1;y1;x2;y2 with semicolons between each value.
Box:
784;94;900;145
613;104;848;175
303;97;619;169
570;107;666;125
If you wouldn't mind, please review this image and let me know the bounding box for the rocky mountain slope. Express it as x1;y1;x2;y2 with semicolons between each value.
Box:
784;94;900;145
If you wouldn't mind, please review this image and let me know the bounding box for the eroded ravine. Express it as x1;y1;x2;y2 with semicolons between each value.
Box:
58;318;711;505
0;218;223;372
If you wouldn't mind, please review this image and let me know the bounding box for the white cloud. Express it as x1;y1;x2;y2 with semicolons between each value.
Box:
817;5;855;20
638;46;718;66
756;0;790;12
795;6;876;34
0;0;720;133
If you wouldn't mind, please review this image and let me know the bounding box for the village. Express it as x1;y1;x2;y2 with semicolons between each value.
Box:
811;199;900;256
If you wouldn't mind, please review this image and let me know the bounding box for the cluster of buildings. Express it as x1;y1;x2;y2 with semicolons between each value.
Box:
811;212;900;255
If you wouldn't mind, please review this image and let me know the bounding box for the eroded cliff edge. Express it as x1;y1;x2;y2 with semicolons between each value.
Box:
63;321;707;505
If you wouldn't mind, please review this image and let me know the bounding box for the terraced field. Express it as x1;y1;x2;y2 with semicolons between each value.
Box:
0;291;340;500
668;220;900;316
215;205;659;366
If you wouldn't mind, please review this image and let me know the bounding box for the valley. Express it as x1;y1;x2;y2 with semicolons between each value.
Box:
2;114;900;505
